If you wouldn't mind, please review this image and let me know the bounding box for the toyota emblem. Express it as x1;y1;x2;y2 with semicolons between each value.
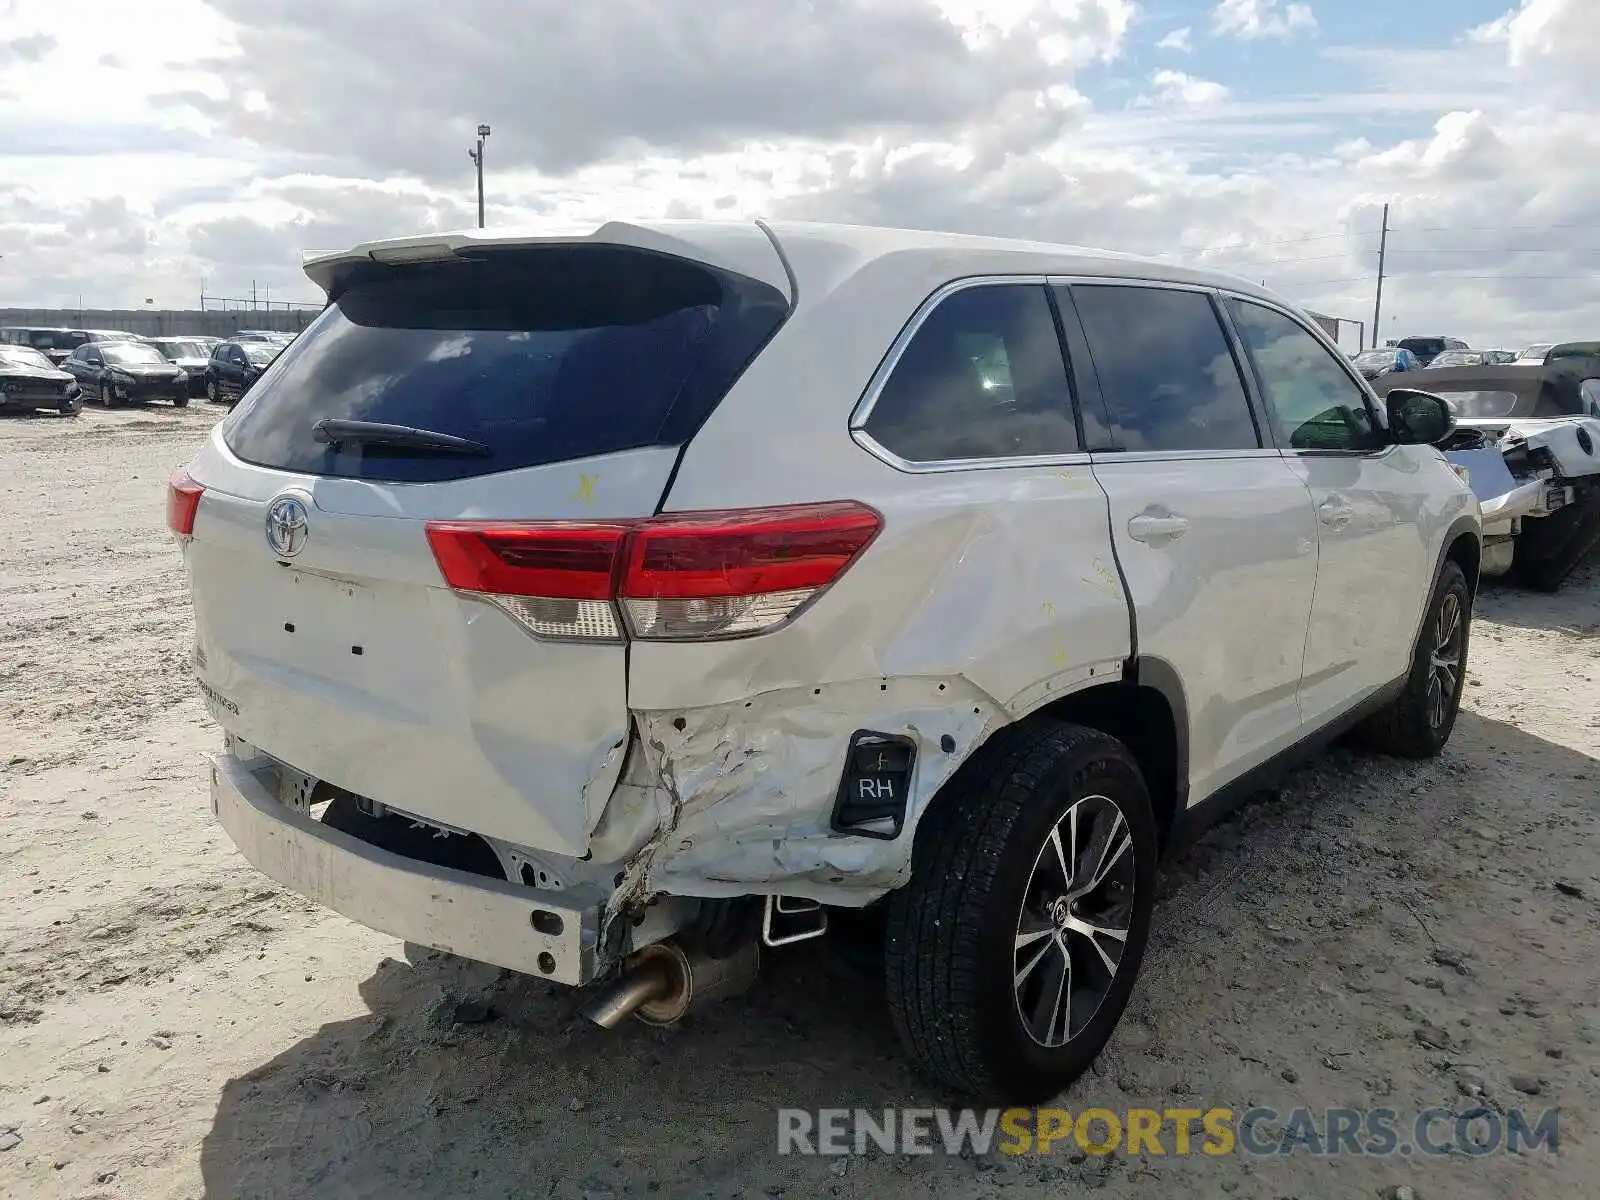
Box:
265;494;310;559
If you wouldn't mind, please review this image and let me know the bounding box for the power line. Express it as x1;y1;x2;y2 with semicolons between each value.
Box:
1392;221;1600;233
1384;246;1599;254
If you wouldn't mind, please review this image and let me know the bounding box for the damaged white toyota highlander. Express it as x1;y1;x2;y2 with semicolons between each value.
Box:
168;219;1481;1102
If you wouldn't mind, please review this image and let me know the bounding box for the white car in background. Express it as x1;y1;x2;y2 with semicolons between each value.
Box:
168;220;1480;1101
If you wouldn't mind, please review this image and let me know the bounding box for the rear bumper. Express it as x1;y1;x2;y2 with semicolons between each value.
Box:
209;753;603;985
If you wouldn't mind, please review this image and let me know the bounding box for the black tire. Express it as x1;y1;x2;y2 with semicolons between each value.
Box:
59;394;83;417
1355;560;1471;758
885;721;1157;1102
1509;490;1600;593
206;378;219;404
174;393;190;408
100;375;118;408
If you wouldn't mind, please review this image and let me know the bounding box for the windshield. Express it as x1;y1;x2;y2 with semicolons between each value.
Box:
1397;338;1446;358
1519;344;1554;361
223;245;789;483
102;343;168;366
242;343;280;365
1352;350;1394;367
0;347;54;370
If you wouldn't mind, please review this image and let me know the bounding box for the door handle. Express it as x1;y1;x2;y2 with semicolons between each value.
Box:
1318;497;1355;529
1127;513;1191;542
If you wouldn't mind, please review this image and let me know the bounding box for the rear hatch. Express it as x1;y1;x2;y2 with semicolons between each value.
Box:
180;239;790;855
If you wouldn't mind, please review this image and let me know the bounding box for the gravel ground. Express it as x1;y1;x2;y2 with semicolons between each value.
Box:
1;404;1596;1199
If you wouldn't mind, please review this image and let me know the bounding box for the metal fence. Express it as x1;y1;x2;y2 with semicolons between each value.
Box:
0;307;320;339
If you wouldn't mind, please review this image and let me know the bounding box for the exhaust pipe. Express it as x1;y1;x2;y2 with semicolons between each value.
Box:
581;937;759;1029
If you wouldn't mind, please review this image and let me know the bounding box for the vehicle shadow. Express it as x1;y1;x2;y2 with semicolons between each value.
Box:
199;709;1599;1200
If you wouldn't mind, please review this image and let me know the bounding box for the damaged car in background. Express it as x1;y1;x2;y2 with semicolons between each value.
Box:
167;220;1481;1102
1374;342;1600;591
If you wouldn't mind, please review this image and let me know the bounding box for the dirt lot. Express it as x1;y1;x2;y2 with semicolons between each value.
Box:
1;404;1596;1199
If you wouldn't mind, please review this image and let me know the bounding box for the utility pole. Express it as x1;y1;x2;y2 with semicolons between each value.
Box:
1372;203;1390;347
251;279;258;311
468;124;491;228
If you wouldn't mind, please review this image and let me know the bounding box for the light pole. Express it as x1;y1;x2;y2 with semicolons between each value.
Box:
468;124;491;228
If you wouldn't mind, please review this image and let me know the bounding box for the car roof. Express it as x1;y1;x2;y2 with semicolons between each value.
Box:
301;218;1288;309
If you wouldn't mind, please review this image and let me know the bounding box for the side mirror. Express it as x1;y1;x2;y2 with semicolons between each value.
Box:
1386;388;1456;446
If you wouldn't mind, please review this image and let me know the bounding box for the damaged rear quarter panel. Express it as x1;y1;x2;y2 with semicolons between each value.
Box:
634;677;1003;904
615;466;1133;908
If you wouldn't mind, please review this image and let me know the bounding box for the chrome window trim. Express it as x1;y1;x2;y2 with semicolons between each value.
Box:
1088;447;1286;465
1045;275;1218;295
851;429;1093;475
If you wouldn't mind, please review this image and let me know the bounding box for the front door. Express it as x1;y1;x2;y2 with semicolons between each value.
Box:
1223;296;1438;728
1065;281;1319;805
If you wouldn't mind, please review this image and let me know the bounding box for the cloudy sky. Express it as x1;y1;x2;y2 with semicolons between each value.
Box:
0;0;1594;346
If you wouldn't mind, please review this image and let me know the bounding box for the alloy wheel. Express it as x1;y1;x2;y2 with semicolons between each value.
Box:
1012;794;1136;1048
1427;591;1464;729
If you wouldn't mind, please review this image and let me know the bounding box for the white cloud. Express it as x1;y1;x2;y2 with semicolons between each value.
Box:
1;0;1599;347
1146;70;1230;107
1212;0;1317;41
1156;26;1193;52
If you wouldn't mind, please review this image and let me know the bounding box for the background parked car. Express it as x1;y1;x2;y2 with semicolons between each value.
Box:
1351;346;1422;379
1396;335;1469;366
62;339;190;407
1426;350;1516;369
1372;342;1600;419
204;338;281;403
0;345;82;416
0;327;140;365
147;336;222;397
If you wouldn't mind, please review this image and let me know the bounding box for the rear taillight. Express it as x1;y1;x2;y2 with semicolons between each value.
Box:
425;501;881;643
425;522;630;641
166;469;204;538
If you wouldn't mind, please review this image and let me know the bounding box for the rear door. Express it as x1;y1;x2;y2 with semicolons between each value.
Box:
1064;281;1320;804
1223;296;1437;724
183;242;790;855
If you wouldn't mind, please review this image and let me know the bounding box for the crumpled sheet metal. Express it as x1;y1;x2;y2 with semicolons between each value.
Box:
609;676;1005;912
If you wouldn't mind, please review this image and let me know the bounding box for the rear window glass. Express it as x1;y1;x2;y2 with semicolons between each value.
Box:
23;330;87;351
862;283;1080;462
1072;285;1260;452
223;247;789;482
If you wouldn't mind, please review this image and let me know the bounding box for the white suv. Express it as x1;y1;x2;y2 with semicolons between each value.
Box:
168;220;1480;1101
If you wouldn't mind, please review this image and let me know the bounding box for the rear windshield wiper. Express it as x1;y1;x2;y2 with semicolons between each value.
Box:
312;418;492;457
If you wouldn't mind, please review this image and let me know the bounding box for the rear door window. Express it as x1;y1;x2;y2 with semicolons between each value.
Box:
861;283;1080;462
223;246;789;482
1071;285;1261;452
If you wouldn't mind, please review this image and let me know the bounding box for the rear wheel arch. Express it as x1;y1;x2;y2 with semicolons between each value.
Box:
1008;669;1186;854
